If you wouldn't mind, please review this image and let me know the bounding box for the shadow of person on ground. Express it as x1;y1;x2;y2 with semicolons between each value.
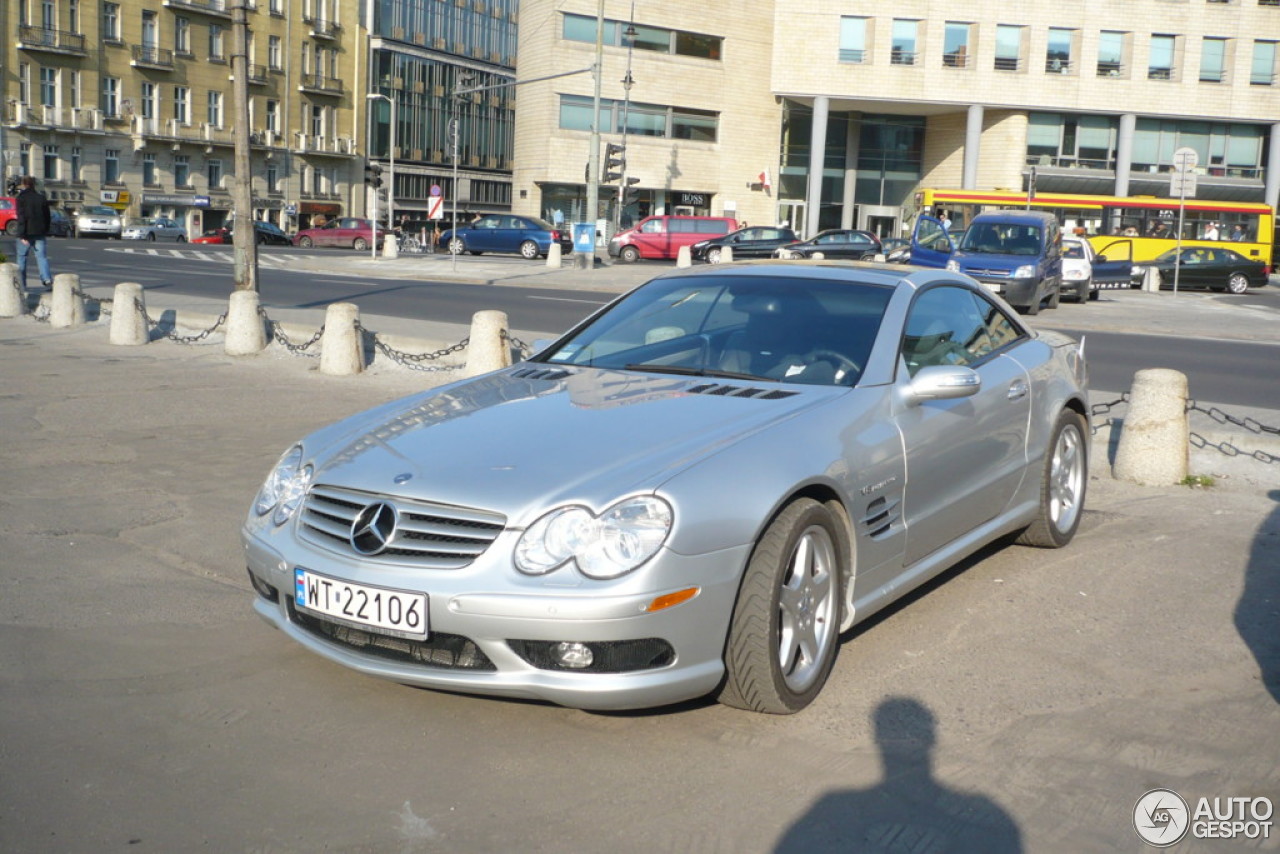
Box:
1235;488;1280;705
776;697;1022;853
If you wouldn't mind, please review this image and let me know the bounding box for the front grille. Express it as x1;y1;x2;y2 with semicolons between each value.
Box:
965;267;1013;278
289;601;496;671
299;485;506;569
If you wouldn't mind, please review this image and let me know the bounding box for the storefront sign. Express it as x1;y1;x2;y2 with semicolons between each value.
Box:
142;194;210;207
676;192;708;207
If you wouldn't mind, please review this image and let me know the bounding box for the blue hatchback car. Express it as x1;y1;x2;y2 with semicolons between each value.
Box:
439;214;572;259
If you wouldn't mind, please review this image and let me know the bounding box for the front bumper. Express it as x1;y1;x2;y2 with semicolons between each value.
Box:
967;274;1039;306
242;525;748;711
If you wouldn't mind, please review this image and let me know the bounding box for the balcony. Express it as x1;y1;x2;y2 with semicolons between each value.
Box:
17;25;88;56
294;133;357;156
309;19;339;39
994;56;1021;71
4;103;104;132
298;74;344;95
229;64;268;85
1096;61;1125;78
161;0;231;20
131;44;176;70
1045;57;1073;74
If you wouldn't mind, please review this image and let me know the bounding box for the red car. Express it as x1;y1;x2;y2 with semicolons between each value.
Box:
292;217;384;250
192;228;231;245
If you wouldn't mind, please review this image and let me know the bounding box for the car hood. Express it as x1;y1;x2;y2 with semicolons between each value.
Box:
301;366;841;522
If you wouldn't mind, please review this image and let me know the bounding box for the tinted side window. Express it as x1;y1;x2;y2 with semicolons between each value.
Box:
671;218;700;233
902;286;1008;376
697;219;732;233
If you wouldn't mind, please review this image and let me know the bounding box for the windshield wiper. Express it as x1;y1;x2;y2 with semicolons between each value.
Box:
622;363;777;382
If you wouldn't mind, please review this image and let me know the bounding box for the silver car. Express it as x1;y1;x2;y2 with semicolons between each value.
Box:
74;205;123;239
122;216;187;242
244;263;1090;714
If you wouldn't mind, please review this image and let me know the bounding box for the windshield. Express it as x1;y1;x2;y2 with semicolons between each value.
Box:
539;274;893;387
1063;242;1085;259
959;222;1044;256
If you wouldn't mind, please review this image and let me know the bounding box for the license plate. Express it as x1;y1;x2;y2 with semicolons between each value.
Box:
980;282;1002;294
294;569;428;639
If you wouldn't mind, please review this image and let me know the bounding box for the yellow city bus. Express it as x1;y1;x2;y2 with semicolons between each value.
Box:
914;188;1274;272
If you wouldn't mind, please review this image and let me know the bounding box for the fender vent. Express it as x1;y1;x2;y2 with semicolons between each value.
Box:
686;383;797;400
860;495;901;539
511;367;571;382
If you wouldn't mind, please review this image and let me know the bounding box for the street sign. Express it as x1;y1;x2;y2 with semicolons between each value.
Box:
1172;147;1199;173
1170;171;1197;197
428;196;444;220
430;184;442;197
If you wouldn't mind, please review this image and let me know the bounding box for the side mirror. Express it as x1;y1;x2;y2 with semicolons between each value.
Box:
903;365;982;405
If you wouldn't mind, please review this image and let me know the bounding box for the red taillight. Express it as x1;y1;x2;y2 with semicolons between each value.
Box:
550;230;562;241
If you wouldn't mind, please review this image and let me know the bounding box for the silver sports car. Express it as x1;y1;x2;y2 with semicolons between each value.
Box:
243;262;1090;714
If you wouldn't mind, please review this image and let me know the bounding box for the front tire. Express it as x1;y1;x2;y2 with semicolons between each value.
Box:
619;245;641;263
1017;409;1088;548
146;232;156;242
448;237;466;255
1077;280;1091;303
1226;272;1250;295
519;239;539;260
707;247;723;264
353;237;368;251
298;236;313;248
719;498;844;714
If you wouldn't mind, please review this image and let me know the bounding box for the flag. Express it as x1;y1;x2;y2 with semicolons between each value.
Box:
758;169;771;189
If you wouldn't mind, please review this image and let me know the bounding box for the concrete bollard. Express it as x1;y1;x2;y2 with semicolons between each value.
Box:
319;302;365;376
464;309;511;377
0;263;25;318
546;243;562;269
811;252;825;260
676;245;692;268
224;289;268;355
49;272;86;328
1113;368;1189;486
382;236;399;259
109;282;149;345
1142;266;1161;292
720;245;734;264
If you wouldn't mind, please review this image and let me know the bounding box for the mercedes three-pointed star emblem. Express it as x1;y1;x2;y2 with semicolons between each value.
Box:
350;501;398;555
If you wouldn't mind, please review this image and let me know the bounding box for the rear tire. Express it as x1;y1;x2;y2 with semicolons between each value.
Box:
353;237;368;251
1017;410;1088;548
519;239;539;260
1226;272;1250;295
719;498;844;714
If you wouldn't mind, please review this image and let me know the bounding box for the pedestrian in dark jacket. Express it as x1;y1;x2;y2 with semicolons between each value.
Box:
15;176;53;289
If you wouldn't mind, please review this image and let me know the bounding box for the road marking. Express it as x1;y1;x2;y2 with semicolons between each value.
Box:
104;246;293;268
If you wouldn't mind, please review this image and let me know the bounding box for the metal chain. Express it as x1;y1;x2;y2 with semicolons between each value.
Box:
138;296;227;344
257;306;325;355
1189;433;1279;465
1186;400;1280;437
1088;394;1128;436
501;329;532;359
355;319;468;372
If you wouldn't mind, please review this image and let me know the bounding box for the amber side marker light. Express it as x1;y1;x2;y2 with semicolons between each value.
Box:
645;587;700;613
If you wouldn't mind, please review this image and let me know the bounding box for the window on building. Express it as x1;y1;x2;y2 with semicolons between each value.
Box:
839;17;868;64
19;63;31;106
174;154;190;187
266;162;279;193
1251;40;1277;85
69;0;80;33
270;0;282;14
141;10;158;50
105;148;120;183
995;25;1023;71
103;3;120;41
558;95;718;143
560;13;721;60
1149;34;1176;80
268;35;282;69
266;99;279;133
891;20;918;66
101;77;120;117
1201;37;1229;82
71;146;82;182
69;70;80;108
310;104;325;138
209;25;225;61
207;91;223;127
1098;30;1126;76
672;107;718;142
1046;28;1074;73
40;67;57;108
175;17;191;55
43;145;59;181
943;22;971;68
207;158;223;190
142;152;157;186
141;82;157;119
174;86;189;124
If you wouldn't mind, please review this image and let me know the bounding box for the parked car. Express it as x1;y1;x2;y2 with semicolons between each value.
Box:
881;237;912;263
1063;235;1132;302
74;206;124;239
48;209;73;237
1131;246;1269;294
691;226;799;263
293;217;383;251
438;214;571;259
608;215;738;262
192;228;230;245
243;261;1090;714
122;217;188;242
776;229;883;260
0;197;15;235
912;210;1064;315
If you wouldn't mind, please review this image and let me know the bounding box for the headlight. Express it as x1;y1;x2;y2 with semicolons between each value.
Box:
514;496;673;579
1013;264;1036;278
253;445;313;525
945;260;960;272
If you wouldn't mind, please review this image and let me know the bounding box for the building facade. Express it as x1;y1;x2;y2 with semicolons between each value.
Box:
512;0;1280;242
2;0;364;234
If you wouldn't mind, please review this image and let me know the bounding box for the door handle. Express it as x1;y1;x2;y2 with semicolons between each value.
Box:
1008;380;1028;401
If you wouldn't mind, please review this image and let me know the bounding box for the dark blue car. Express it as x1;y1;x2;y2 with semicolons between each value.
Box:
439;214;572;259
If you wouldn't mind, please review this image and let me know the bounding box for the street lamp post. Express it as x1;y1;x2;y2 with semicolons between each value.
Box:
366;92;396;256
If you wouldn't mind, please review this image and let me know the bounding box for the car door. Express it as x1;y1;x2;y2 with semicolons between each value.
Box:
894;285;1032;565
1089;239;1135;288
466;215;500;252
909;215;955;268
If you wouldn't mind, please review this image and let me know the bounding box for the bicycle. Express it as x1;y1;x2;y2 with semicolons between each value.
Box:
396;232;424;254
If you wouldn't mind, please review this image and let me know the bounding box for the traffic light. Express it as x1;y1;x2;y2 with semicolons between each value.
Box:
620;177;641;207
603;142;626;182
365;162;383;189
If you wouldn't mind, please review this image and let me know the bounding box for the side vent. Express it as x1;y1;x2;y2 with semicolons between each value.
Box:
859;496;901;540
511;367;571;382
